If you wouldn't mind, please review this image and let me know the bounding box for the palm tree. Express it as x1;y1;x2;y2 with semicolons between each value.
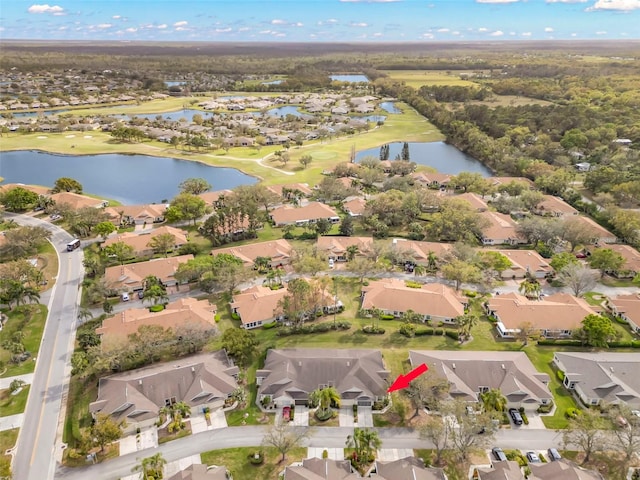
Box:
132;452;167;480
518;278;541;299
346;245;359;261
413;264;427;277
77;308;93;323
172;401;191;419
346;428;381;466
427;251;438;272
316;387;341;417
480;388;507;413
254;256;271;274
455;314;478;341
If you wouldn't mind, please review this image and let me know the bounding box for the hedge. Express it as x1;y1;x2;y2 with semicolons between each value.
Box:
262;321;278;330
362;325;385;334
149;304;164;312
380;314;395;320
539;339;640;348
276;322;351;337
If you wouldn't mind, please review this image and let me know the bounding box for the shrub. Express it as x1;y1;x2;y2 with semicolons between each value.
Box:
231;312;240;321
565;407;582;419
149;304;164;312
380;314;395;320
248;451;264;465
214;313;220;323
556;370;565;381
399;323;416;338
537;401;553;414
315;408;333;421
445;330;459;340
538;339;583;347
463;290;477;298
362;325;385;334
415;328;435;336
405;280;422;289
322;450;329;459
262;321;278;330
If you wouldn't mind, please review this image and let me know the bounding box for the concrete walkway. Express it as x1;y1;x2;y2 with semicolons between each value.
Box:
118;428;158;456
0;414;24;432
339;407;355;427
307;447;344;460
376;448;415;461
0;373;34;390
292;406;309;427
357;406;373;427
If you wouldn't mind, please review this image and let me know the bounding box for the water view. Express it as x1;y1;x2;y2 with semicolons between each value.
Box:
0;151;256;205
356;142;493;176
330;74;369;83
379;102;400;114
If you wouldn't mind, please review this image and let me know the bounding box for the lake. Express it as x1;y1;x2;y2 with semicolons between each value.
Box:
356;142;492;176
0;151;256;205
379;102;400;114
330;75;369;83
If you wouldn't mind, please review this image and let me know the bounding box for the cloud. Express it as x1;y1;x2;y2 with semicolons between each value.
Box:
27;4;64;14
259;29;272;34
292;22;304;27
373;32;383;36
596;30;607;34
271;19;287;24
437;28;450;32
96;23;112;29
125;27;137;33
476;0;519;3
544;26;554;32
477;27;489;32
490;30;504;36
112;15;121;19
157;24;167;29
175;26;189;31
421;32;434;38
215;27;232;33
173;20;188;27
521;31;532;36
349;22;369;27
586;0;640;10
546;0;587;2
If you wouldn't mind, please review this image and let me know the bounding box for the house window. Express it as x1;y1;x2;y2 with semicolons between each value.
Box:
165;396;177;407
479;386;489;394
591;399;598;405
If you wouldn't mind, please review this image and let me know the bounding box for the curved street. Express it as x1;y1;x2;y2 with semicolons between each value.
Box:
5;213;85;480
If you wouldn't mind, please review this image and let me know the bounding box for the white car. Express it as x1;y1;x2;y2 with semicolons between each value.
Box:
328;259;335;269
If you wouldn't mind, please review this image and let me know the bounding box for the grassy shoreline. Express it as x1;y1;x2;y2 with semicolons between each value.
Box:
0;102;444;186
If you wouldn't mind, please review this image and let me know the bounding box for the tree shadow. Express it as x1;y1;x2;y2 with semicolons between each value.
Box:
337;331;369;345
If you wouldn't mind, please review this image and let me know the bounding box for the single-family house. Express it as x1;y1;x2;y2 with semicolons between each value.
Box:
409;351;552;412
476;461;523;480
489;249;552;279
0;183;51;197
50;191;109;210
489;177;535;190
256;349;390;407
361;279;467;325
456;192;489;212
607;294;640;334
343;196;367;217
198;190;235;209
411;172;451;189
104;254;193;293
266;183;313;200
533;195;578;217
115;204;169;225
167;464;231;480
316;236;373;262
211;239;293;268
478;211;527;245
89;351;238;434
553;352;640;409
575;162;592;173
391;239;453;267
592;244;640;278
270;202;340;227
102;226;188;257
529;459;605;480
230;285;287;329
283;458;359;480
95;297;217;348
374;457;447;480
485;292;595;338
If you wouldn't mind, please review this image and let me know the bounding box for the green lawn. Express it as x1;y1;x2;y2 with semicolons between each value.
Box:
0;428;18;477
62;378;97;448
0;386;30;417
201;446;306;480
382;70;480;88
0;305;48;378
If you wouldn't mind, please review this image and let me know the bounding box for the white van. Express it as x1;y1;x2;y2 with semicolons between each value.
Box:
121;292;130;302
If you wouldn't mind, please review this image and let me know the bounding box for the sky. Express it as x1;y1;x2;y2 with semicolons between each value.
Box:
0;0;639;42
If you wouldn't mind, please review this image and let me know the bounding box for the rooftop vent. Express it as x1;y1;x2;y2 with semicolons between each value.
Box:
452;363;456;369
139;380;143;385
501;364;506;370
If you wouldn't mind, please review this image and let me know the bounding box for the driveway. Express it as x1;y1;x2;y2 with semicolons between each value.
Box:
0;373;34;389
292;405;309;426
357;406;373;427
524;413;546;429
376;448;415;461
118;428;158;456
338;407;355;427
190;411;227;434
307;448;344;460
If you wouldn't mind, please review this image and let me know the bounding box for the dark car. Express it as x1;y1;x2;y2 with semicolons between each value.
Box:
509;408;523;425
138;291;145;299
547;448;562;461
492;447;507;462
526;451;541;463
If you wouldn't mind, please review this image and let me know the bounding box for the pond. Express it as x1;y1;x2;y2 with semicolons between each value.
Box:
127;109;214;122
330;74;369;83
0;151;257;205
379;102;400;114
262;80;283;85
165;81;186;87
356;142;493;176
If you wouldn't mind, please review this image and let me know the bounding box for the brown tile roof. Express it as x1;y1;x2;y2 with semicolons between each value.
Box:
528;458;605;480
102;226;188;256
257;349;390;403
266;183;313;198
375;457;446;480
534;195;578;216
411;172;451;185
104;254;193;291
284;458;359;480
116;204;168;222
490;176;535;188
455;192;489;211
89;351;238;424
601;244;640;273
211;239;293;266
488;249;552;277
197;189;234;205
50;191;107;210
570;216;618;243
316;236;373;258
96;297;216;346
0;183;50;196
410;351;551;405
270;202;339;225
391;239;453;264
608;294;640;329
230;285;287;326
486;292;595;331
479;211;525;243
361;278;466;318
343;197;367;216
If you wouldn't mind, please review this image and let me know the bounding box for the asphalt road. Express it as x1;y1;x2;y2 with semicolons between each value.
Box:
55;426;565;480
6;213;85;480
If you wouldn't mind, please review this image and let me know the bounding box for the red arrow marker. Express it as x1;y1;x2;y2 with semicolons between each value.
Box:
387;363;429;393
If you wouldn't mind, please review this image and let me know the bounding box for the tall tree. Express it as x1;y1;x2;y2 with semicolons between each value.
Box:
588;248;625;278
178;178;211;195
299;155;313;169
165;193;209;226
91;413;125;452
418;416;450;466
441;259;481;290
103;241;134;265
405;370;450;417
220;328;258;367
94;221;116;240
51;177;83;193
147;233;177;258
562;408;607;464
557;263;597;297
578;314;616;347
442;399;495;461
263;423;310;462
401;142;410;161
132;453;167;480
0;187;39;212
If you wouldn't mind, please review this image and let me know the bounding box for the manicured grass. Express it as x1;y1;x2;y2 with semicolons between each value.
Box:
201;446;306;480
464;94;554;108
62;378;97;448
382;70;480;88
601;276;636;288
37;241;59;291
583;291;605;307
0;386;30;417
0;305;47;378
0;428;18;476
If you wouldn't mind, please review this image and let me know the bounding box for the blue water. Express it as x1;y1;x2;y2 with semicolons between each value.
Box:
0;151;256;205
165;81;186;87
356;142;492;176
127;109;214;122
379;102;400;114
330;75;369;83
262;80;283;85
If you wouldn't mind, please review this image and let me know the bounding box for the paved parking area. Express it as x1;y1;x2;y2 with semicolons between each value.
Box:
163;454;202;478
190;410;228;434
357;406;373;427
339;407;355;427
119;428;158;456
308;448;344;460
292;405;309;426
376;448;414;461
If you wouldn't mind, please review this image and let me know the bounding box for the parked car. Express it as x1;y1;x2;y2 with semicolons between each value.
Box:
526;451;541;463
121;292;130;302
492;447;507;462
137;291;145;300
50;214;61;221
547;448;562;461
282;406;291;422
509;408;523;425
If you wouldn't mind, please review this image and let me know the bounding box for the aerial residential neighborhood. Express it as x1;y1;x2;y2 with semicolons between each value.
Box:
1;15;640;480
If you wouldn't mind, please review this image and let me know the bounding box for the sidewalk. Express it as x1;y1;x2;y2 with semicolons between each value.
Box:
0;414;24;432
0;374;34;390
